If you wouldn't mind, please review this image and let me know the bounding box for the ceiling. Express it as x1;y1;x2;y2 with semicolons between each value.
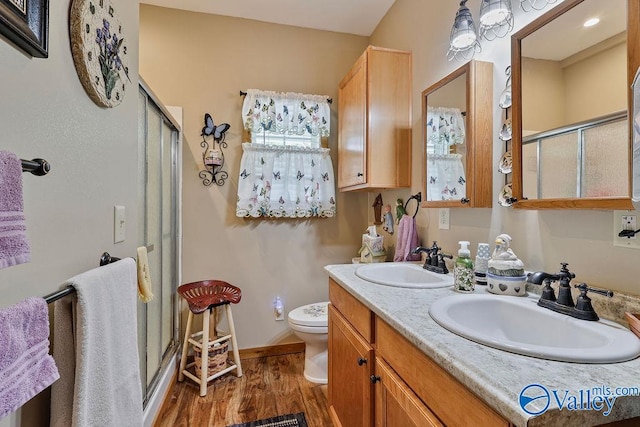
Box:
521;0;626;61
139;0;396;36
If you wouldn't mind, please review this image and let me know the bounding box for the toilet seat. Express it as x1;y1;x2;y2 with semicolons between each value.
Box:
288;301;329;328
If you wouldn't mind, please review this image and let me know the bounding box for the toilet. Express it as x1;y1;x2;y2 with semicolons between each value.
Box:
287;301;329;384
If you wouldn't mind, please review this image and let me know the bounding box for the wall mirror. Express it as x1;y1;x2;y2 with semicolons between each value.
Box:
422;60;493;208
511;0;639;209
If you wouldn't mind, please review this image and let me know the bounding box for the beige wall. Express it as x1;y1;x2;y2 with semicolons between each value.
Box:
563;41;627;124
522;41;626;132
522;57;565;132
139;5;369;349
0;1;140;426
370;0;640;295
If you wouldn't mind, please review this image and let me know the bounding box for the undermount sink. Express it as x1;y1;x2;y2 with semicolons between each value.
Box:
428;294;640;363
355;263;453;289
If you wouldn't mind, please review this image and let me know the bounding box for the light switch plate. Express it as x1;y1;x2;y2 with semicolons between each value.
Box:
613;210;640;249
114;205;125;243
439;208;450;230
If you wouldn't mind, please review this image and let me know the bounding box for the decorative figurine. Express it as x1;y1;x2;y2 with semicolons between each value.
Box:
382;205;394;234
487;234;527;296
373;193;383;225
395;198;407;224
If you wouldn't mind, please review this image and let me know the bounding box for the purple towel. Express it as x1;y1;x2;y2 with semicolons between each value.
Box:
0;151;31;269
0;297;60;418
393;214;421;262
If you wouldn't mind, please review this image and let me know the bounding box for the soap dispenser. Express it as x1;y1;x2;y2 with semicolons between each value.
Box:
454;241;474;293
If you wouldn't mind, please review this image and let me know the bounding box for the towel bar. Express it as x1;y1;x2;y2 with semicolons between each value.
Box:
43;252;124;304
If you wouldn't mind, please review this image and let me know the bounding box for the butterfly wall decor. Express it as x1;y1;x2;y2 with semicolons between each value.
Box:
202;113;230;141
199;112;231;187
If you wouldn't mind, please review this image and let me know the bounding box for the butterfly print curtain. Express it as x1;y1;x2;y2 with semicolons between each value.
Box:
236;144;336;218
241;89;330;137
426;107;466;155
427;154;467;201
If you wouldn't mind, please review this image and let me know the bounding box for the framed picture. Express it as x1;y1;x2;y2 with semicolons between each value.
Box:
0;0;48;58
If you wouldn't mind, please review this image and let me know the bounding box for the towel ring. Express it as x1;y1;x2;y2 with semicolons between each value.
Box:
404;192;422;218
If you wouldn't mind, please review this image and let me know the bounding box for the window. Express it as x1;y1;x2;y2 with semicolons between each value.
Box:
236;89;335;218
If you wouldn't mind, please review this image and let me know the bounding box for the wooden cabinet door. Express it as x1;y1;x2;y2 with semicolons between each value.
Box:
328;304;374;427
374;358;443;427
338;52;367;189
367;47;412;189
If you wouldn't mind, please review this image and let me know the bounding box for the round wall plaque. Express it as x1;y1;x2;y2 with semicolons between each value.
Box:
70;0;130;108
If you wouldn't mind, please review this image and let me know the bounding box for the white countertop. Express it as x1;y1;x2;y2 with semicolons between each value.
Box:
325;263;640;427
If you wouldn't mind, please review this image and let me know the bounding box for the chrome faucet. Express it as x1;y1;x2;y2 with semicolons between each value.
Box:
412;241;452;274
527;262;613;321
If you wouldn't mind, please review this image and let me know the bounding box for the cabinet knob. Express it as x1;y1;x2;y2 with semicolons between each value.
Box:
460;198;470;204
370;375;381;384
357;357;367;366
357;172;364;177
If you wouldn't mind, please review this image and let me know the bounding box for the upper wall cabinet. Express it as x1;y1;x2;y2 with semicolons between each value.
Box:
511;0;639;209
422;60;493;208
338;46;412;191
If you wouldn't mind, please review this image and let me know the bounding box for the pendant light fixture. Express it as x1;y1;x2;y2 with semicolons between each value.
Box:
447;0;481;61
478;0;514;40
520;0;559;12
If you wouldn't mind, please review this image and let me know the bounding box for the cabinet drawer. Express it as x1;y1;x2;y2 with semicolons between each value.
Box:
329;279;374;342
376;318;509;427
375;358;443;427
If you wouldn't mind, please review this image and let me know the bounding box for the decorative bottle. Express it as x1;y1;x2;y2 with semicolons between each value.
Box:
474;243;490;286
454;241;474;293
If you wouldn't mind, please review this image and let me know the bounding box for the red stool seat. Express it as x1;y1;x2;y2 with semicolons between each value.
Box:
177;280;243;396
178;280;242;314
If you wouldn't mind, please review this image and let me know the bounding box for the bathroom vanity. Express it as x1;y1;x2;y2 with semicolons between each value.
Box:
326;263;640;426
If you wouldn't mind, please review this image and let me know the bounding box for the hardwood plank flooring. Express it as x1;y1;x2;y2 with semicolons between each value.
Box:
155;352;332;427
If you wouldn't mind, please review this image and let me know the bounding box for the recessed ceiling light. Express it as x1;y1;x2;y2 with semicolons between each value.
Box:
583;18;600;27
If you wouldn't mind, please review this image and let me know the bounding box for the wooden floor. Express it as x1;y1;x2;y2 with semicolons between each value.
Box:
155;352;333;427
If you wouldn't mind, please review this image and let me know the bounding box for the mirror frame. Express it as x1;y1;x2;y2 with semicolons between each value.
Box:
511;0;638;209
421;60;493;208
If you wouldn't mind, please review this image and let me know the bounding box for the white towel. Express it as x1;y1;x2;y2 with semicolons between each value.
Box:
50;258;143;427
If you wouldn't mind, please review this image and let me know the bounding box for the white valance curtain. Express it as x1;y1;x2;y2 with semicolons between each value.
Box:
241;89;331;137
237;89;336;218
427;154;467;201
426;107;466;155
236;144;336;218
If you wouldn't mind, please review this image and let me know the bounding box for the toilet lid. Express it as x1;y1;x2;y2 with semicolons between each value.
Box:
288;302;329;327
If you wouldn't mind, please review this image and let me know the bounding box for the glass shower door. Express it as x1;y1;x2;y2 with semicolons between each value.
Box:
137;83;179;403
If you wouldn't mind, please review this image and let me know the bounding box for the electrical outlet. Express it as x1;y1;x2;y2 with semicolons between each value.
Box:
439;208;450;230
613;210;640;249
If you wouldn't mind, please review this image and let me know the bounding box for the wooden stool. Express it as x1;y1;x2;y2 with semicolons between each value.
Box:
177;280;243;396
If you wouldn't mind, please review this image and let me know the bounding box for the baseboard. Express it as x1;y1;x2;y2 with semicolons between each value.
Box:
239;342;305;359
329;406;342;427
143;355;177;427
